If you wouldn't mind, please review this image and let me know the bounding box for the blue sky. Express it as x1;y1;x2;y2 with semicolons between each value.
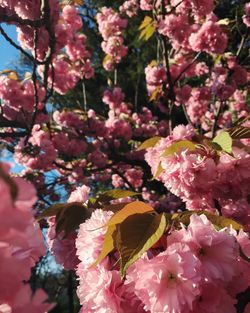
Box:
0;24;19;70
0;24;24;173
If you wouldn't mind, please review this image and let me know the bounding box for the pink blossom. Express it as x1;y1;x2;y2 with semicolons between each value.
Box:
14;125;56;170
77;266;124;313
160;151;217;201
189;0;214;16
127;243;201;313
103;87;125;109
0;163;49;309
76;209;114;268
68;185;90;203
119;0;139;17
189;21;228;54
243;3;250;27
158;14;191;49
47;217;79;270
168;214;239;283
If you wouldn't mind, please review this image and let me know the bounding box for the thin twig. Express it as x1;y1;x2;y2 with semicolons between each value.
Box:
212;101;223;137
82;81;87;111
173;52;201;85
0;24;35;63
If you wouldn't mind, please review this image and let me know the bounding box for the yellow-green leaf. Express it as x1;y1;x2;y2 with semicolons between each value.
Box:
149;60;158;67
161;140;196;157
108;201;155;227
139;16;152;30
203;212;243;231
218;18;231;25
171;210;243;231
88;190;139;209
138;16;156;41
98;190;140;202
154;163;164;178
149;86;161;101
213;54;222;65
116;213;166;276
137;136;161;151
145;24;156;41
212;131;232;154
103;54;112;67
91;224;117;267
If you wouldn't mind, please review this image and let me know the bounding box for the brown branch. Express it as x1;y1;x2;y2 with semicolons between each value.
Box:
212;101;223;137
25;27;39;144
0;14;45;27
0;24;35;63
0;132;27;138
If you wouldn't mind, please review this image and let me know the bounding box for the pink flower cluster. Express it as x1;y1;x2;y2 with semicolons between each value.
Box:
189;20;228;54
145;125;250;229
128;214;249;313
145;64;167;97
119;0;139;17
15;4;94;95
112;167;143;189
97;7;128;71
75;208;249;313
0;76;46;124
76;209;147;313
0;163;52;312
37;5;94;94
14;125;56;170
0;0;59;21
157;1;227;54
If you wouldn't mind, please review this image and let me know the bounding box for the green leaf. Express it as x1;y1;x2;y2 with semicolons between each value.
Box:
98;189;140;203
171;210;243;231
204;212;243;231
102;202;130;213
213;54;222;65
38;202;91;237
38;203;67;219
87;190;139;209
139;16;153;30
103;54;112;67
218;18;231;25
0;166;18;201
91;224;117;267
137;136;161;151
149;86;161;101
108;201;155;227
228;126;250;139
212;131;232;154
154;163;164;178
55;202;91;236
115;213;166;276
138;16;156;41
161;140;196;157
